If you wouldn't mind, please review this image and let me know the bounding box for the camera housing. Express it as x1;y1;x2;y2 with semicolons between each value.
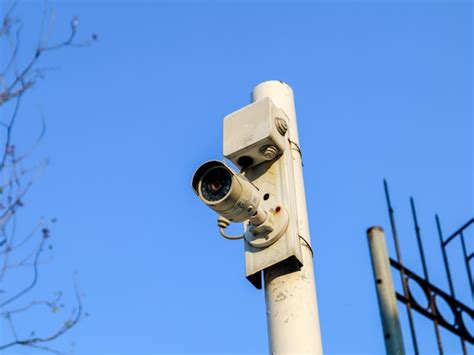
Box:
191;86;304;289
223;97;288;169
192;161;264;222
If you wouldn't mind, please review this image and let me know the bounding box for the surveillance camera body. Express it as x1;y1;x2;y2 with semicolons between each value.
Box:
193;97;304;289
192;160;262;222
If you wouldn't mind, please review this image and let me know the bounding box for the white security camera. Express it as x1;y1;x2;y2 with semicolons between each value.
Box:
191;161;266;224
192;160;289;248
191;89;305;289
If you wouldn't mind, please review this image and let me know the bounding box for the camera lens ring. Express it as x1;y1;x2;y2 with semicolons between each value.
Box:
199;166;233;202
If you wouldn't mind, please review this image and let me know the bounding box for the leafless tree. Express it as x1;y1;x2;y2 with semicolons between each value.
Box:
0;1;95;353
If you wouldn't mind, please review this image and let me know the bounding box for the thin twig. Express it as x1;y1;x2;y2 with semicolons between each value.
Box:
0;236;46;308
0;280;83;352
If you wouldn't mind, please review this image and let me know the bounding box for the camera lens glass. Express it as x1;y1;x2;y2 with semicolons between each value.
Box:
200;167;232;202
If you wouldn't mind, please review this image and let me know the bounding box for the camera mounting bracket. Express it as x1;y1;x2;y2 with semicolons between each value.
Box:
245;206;289;248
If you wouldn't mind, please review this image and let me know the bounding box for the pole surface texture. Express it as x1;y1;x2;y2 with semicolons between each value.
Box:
367;227;405;355
252;81;323;354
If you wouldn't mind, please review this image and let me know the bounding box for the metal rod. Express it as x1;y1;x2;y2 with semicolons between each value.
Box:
253;81;323;354
367;226;406;355
434;215;466;354
459;232;474;298
442;218;474;246
384;180;419;354
410;198;429;280
390;259;473;315
435;215;456;298
410;198;443;354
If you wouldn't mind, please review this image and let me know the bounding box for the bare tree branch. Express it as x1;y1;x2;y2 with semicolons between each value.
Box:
0;1;92;352
0;231;46;308
0;10;95;107
0;279;83;353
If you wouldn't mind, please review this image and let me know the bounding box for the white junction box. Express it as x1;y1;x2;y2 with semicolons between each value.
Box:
223;97;288;169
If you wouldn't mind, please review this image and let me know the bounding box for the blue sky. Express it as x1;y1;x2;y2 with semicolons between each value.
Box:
1;0;472;354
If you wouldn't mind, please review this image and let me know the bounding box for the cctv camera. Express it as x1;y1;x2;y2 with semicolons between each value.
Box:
192;161;266;223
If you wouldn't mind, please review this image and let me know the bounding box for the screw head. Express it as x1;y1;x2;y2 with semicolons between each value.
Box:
275;117;288;135
261;145;279;160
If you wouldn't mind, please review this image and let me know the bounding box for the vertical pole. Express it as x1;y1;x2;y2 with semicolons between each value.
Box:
252;81;323;354
367;227;406;355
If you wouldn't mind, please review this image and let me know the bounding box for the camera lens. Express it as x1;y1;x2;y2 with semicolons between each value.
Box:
200;167;232;202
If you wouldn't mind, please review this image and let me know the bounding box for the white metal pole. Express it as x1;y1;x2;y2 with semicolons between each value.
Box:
252;81;323;354
367;226;405;355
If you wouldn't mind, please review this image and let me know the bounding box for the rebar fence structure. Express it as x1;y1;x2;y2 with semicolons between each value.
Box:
368;180;473;355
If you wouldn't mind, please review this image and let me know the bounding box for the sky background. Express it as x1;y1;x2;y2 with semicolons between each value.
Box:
0;0;472;354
